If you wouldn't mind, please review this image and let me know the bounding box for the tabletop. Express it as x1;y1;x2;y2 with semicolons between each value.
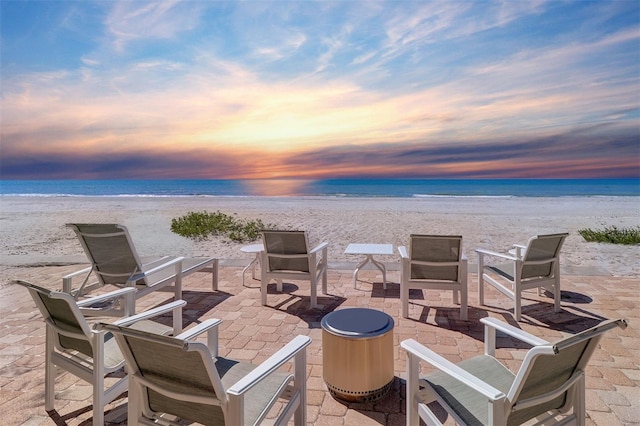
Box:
344;243;394;256
240;243;264;253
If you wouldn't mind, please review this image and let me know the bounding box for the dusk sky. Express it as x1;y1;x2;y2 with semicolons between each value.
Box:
1;0;639;180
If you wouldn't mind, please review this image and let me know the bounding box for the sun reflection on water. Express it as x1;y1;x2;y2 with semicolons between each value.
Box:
239;179;315;196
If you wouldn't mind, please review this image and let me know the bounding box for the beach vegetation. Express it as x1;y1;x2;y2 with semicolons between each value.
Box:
578;226;640;245
170;211;274;242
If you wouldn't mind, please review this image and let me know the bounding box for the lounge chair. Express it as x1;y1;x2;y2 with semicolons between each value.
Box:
402;316;627;426
97;320;312;425
64;223;218;314
260;230;328;309
476;233;568;321
398;235;468;321
13;280;186;426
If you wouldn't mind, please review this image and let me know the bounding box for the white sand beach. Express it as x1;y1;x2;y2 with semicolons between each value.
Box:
1;195;638;276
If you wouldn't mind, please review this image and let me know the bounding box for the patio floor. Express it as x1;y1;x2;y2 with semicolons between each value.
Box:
1;261;638;425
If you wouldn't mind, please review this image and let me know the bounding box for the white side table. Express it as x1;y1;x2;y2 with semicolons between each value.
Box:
344;243;394;289
240;243;263;287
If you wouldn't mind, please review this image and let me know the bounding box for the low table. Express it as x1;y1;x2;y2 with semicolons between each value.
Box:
240;243;263;287
344;243;394;289
322;308;395;402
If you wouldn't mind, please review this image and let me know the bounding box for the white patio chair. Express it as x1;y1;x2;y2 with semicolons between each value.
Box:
398;235;468;321
13;280;185;426
260;230;328;309
64;223;218;314
403;317;627;426
476;233;569;321
97;319;312;425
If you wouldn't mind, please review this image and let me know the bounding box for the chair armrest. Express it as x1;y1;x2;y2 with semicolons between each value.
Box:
509;244;527;258
62;266;93;279
227;335;312;396
398;246;408;259
475;248;517;261
140;255;174;269
481;318;549;346
401;339;505;400
309;241;329;254
175;318;222;340
481;317;549;356
62;266;93;293
76;287;136;306
128;256;186;282
113;299;187;335
175;318;223;357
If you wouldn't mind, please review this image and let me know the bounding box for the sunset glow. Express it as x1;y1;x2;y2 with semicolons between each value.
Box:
1;1;638;179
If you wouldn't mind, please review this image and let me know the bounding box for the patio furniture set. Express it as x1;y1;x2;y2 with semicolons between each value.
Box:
13;223;626;425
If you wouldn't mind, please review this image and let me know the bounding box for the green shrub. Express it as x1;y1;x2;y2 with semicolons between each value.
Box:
171;211;275;243
578;226;640;245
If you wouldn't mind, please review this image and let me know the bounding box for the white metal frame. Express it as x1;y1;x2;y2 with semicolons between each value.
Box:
63;223;218;314
260;231;328;309
402;317;627;426
476;233;568;321
99;320;312;425
398;235;468;321
14;280;185;426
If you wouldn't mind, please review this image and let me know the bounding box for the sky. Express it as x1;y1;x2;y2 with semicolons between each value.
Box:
1;0;639;180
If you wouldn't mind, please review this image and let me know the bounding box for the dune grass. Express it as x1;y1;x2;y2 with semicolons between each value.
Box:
171;211;275;242
578;226;640;245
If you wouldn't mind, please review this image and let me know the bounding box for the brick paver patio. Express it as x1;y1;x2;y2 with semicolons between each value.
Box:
1;261;638;425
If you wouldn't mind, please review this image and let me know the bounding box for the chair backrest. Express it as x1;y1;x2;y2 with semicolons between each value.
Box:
409;235;463;281
99;322;227;425
14;280;94;357
68;223;146;286
262;230;310;273
507;318;626;425
521;233;568;279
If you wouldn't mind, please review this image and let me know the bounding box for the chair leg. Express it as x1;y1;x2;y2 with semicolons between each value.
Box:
321;267;328;295
92;335;106;426
293;347;307;425
460;285;468;321
401;284;409;318
514;288;522;322
128;379;142;426
212;259;219;291
406;352;420;426
44;328;55;411
310;279;318;308
261;278;268;306
92;368;105;426
553;277;562;313
477;256;485;306
575;373;586;424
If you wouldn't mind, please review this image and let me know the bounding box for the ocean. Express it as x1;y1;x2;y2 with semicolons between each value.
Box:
0;178;638;198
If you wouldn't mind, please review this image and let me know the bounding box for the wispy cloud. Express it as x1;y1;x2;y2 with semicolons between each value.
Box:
106;0;204;51
1;0;638;179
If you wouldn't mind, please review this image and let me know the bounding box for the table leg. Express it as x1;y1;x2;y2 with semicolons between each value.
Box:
353;255;387;290
370;256;388;290
242;253;260;287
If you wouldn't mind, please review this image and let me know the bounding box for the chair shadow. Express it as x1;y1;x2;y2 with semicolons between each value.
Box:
150;289;233;328
266;282;347;327
414;291;609;350
47;392;128;425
